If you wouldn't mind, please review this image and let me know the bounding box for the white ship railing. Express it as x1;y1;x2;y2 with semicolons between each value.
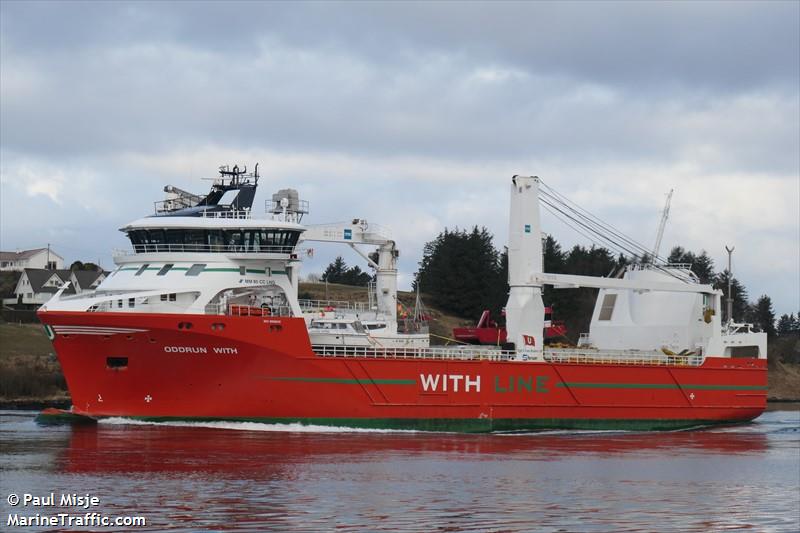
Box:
313;345;517;361
200;209;253;219
114;243;298;256
628;262;694;272
544;348;702;366
299;299;374;313
267;199;310;215
313;345;702;365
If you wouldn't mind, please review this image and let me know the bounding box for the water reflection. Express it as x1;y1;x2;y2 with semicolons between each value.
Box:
2;411;797;533
57;421;770;477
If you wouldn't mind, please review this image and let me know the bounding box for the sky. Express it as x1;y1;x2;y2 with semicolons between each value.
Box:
1;1;798;317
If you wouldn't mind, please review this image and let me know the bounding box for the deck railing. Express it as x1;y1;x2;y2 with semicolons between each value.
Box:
313;345;702;366
114;243;296;256
544;348;702;366
299;299;374;313
313;345;516;361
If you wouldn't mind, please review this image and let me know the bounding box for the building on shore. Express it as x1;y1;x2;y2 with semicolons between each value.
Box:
4;268;106;309
0;248;64;271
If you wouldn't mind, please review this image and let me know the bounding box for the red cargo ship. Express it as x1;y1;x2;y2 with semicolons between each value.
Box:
38;169;767;431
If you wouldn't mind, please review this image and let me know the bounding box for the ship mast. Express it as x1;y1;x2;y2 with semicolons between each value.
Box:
504;176;546;360
652;189;673;260
725;245;735;324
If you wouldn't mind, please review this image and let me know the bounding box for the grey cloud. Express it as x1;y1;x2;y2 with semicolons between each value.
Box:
3;1;798;90
3;35;797;175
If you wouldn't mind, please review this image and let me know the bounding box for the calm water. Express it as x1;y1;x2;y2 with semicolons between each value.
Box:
1;410;798;532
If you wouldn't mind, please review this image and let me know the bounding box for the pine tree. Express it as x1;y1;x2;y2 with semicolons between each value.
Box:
415;226;504;318
713;270;749;323
321;256;348;283
320;257;373;286
777;314;794;336
753;295;777;337
667;246;714;283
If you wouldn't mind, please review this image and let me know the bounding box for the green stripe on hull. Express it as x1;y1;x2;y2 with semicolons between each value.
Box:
268;377;416;385
113;416;758;433
558;382;767;391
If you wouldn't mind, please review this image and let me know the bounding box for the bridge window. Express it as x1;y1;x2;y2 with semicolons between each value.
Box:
126;229;301;253
146;229;166;244
186;230;205;245
165;229;184;244
208;230;225;248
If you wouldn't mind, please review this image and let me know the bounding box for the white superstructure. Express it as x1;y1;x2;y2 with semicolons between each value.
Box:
41;165;428;349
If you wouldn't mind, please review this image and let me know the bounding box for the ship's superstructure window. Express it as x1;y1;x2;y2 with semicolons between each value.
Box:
186;264;206;276
157;264;174;276
135;264;149;276
598;294;617;321
239;266;246;276
126;229;301;253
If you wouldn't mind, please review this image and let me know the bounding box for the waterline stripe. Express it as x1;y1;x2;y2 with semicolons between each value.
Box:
88;416;758;433
557;382;767;391
268;377;416;385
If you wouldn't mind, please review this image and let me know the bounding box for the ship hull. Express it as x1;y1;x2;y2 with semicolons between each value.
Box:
38;311;767;432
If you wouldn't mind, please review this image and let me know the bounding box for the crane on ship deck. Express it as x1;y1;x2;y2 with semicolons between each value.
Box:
300;220;400;326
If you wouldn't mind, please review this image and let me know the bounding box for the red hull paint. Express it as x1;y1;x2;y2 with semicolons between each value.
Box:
39;311;767;429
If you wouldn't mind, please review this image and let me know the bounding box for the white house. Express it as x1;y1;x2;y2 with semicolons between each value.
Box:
5;268;106;308
0;248;64;271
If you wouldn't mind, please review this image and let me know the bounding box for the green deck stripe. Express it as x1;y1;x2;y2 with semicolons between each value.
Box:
268;377;416;385
557;382;767;391
246;269;265;274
